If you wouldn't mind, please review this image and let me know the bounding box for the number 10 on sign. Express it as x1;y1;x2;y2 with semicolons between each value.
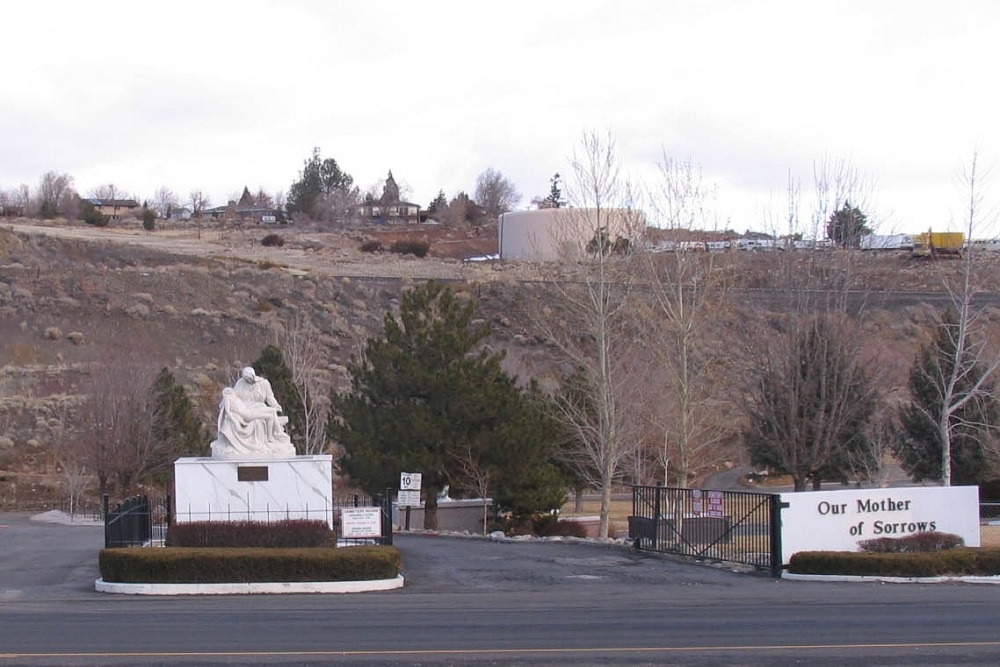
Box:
400;472;422;491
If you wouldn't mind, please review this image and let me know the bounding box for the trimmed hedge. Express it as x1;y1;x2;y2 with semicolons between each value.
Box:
99;546;401;584
165;519;332;548
788;548;1000;577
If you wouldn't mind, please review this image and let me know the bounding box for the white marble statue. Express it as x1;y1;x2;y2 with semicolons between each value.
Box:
210;367;296;460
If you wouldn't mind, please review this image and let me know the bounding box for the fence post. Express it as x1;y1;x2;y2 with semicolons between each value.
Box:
769;493;786;579
386;488;394;546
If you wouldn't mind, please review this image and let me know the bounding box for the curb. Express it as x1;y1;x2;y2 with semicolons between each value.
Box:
95;574;404;595
782;572;1000;584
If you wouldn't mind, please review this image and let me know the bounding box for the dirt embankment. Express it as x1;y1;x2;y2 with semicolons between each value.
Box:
2;217;999;509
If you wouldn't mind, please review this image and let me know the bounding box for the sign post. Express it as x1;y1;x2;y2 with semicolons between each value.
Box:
399;472;422;531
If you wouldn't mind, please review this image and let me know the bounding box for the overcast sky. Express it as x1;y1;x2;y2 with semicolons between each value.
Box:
4;0;999;235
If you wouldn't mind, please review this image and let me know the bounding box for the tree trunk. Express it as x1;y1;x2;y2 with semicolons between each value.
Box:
423;488;439;530
574;486;584;513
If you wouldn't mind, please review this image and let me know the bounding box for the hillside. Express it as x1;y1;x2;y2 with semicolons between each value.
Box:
1;217;998;509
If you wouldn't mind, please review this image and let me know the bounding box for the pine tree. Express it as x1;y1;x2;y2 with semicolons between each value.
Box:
149;367;206;484
330;282;564;528
894;309;1000;485
825;201;870;248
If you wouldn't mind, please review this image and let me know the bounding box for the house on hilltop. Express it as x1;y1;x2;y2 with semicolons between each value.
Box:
84;198;140;221
206;187;280;223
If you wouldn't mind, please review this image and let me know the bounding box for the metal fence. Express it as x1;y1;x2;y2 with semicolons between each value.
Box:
629;486;781;577
982;503;1000;522
105;493;393;548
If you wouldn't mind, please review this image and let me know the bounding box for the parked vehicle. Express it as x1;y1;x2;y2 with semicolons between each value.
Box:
912;229;965;258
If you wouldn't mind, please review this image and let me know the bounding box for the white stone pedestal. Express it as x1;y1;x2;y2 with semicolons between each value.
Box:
174;455;334;528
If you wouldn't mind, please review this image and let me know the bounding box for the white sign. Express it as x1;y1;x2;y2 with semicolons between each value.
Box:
397;489;421;506
340;507;383;539
400;472;422;491
780;486;981;565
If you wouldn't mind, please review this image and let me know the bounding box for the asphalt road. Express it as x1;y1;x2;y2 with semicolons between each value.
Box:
2;512;1000;666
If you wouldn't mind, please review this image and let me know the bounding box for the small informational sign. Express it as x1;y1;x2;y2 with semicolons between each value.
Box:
398;489;421;507
691;489;703;516
340;507;383;539
707;491;725;518
400;472;422;491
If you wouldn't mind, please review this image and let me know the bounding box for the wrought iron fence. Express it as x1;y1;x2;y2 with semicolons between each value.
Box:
105;493;394;547
630;486;781;577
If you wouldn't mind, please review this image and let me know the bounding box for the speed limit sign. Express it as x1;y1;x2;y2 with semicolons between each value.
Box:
400;472;422;491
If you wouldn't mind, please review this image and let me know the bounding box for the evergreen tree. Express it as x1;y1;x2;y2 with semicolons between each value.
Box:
381;170;400;203
546;173;563;208
427;190;448;216
330;282;564;528
251;345;305;451
894;309;1000;485
825;201;871;248
287;147;354;218
149;367;206;483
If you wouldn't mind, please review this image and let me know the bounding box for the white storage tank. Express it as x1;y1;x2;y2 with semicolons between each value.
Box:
498;208;644;262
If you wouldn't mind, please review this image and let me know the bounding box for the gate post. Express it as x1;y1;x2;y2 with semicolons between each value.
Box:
769;493;786;578
653;486;662;550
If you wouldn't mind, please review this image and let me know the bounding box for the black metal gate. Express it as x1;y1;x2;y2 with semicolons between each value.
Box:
104;495;173;548
629;486;782;577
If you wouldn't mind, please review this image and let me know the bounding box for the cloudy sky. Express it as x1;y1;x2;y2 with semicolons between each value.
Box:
4;0;999;235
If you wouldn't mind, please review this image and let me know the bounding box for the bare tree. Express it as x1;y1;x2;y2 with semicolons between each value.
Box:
745;310;879;491
188;190;209;218
48;405;94;518
78;360;158;497
189;190;210;239
474;167;521;220
914;151;1000;485
450;445;493;535
530;130;645;538
273;314;333;455
37;171;75;218
636;153;736;488
743;157;881;491
152;186;179;218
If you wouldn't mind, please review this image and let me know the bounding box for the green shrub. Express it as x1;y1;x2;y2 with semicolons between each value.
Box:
99;545;401;583
142;207;156;231
83;207;109;227
165;519;332;548
390;239;429;257
859;531;964;553
262;234;285;247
